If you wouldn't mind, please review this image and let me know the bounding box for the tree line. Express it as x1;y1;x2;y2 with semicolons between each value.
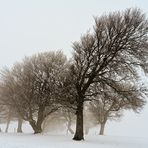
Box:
0;8;148;140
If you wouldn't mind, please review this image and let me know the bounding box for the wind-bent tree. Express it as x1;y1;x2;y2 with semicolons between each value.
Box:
88;81;146;135
71;8;148;140
0;51;69;133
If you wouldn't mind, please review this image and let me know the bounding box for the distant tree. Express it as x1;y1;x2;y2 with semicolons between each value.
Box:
71;8;148;140
42;108;75;134
88;81;146;135
83;103;98;135
0;108;20;133
60;108;75;134
0;103;23;133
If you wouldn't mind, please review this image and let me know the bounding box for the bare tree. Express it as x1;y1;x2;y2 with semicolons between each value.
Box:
88;81;146;135
42;108;75;134
0;97;23;133
0;51;69;133
83;103;98;135
71;8;148;140
60;108;75;134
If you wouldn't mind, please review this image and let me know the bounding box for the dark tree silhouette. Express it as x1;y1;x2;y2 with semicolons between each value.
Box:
71;8;148;140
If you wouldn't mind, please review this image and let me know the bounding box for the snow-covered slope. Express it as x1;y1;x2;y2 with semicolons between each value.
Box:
0;133;147;148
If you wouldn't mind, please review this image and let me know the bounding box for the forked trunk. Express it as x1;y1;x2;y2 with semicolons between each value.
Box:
29;106;45;134
73;101;84;140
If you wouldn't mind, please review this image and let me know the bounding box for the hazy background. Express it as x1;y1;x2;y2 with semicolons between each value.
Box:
0;0;147;138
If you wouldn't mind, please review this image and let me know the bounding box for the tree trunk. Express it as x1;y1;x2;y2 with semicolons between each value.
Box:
29;120;42;134
5;109;11;133
17;116;23;133
36;105;44;133
99;122;106;135
29;106;45;134
73;101;84;140
29;120;40;134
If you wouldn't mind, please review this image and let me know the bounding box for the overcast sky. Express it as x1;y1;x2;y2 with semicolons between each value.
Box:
0;0;148;68
0;0;148;138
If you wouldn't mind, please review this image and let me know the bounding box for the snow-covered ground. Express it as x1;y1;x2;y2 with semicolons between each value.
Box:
0;133;147;148
0;100;148;148
0;121;148;148
0;106;148;148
